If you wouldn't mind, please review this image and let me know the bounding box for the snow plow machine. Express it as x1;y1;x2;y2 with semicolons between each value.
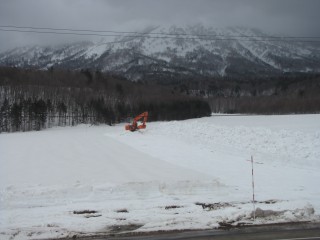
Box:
125;112;148;132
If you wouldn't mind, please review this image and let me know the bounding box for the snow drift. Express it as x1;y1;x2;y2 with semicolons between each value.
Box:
1;114;320;239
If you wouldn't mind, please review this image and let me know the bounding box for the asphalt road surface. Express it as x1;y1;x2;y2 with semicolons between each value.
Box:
84;223;320;240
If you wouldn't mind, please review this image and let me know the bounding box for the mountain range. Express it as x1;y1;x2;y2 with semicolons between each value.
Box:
1;25;319;81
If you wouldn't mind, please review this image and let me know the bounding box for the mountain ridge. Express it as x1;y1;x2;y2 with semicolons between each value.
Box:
1;25;319;81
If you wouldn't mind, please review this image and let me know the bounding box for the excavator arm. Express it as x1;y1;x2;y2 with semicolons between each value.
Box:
125;112;148;131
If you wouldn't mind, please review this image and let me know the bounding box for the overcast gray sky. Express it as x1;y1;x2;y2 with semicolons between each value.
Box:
1;0;320;52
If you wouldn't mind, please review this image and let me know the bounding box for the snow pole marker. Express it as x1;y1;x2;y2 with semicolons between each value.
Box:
251;155;256;221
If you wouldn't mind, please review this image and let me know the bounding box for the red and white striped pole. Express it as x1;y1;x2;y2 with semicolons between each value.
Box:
251;155;256;221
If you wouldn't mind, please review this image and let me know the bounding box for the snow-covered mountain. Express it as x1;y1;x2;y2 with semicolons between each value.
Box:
1;25;319;81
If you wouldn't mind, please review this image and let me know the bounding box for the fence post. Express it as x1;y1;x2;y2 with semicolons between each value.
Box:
251;155;256;221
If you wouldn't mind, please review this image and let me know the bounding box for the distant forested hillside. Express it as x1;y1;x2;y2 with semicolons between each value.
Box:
166;73;320;114
1;67;319;133
0;67;211;132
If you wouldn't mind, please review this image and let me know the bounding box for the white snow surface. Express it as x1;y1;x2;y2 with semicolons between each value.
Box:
1;114;320;239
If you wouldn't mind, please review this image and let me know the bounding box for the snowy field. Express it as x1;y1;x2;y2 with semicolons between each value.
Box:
1;114;320;239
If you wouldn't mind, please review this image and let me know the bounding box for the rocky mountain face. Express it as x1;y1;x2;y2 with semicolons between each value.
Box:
1;25;319;82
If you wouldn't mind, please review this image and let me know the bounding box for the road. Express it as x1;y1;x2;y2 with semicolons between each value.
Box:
83;223;320;240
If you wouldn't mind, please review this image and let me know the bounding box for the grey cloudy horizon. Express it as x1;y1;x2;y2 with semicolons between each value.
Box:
0;0;320;52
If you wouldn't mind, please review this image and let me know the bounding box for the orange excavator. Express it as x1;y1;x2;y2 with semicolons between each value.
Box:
125;112;148;131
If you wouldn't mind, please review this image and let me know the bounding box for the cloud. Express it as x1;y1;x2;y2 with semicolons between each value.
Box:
0;0;319;51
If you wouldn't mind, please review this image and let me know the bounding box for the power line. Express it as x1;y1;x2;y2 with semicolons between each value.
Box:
0;28;124;37
0;28;139;45
1;28;320;43
1;24;320;40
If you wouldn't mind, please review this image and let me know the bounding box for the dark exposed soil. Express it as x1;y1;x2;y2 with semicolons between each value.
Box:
116;209;129;213
165;205;183;210
73;210;98;215
195;202;233;210
107;224;144;234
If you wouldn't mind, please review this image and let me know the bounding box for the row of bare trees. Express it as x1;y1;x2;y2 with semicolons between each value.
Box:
1;66;319;133
173;73;320;114
0;67;211;133
207;95;320;114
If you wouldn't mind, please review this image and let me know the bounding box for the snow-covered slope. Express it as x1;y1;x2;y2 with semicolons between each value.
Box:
1;114;320;239
1;25;319;80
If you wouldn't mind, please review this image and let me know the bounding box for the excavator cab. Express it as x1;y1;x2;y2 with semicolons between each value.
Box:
125;112;148;131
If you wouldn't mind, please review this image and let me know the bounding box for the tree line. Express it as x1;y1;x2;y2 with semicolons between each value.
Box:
164;73;320;114
0;67;211;133
1;66;319;133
